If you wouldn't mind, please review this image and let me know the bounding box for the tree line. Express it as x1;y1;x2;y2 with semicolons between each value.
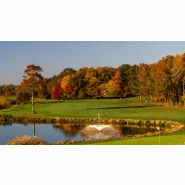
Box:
138;53;185;104
12;64;138;101
0;84;17;97
2;53;185;105
49;64;140;100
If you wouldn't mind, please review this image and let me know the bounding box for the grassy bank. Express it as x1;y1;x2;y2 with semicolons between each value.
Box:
1;97;185;122
73;133;185;145
1;97;185;144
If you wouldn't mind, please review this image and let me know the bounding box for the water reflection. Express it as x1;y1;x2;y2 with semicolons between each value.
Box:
33;124;35;136
52;124;86;138
0;122;160;145
80;124;121;140
119;126;158;135
52;124;158;140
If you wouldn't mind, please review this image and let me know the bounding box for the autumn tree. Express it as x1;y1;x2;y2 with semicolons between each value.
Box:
105;70;123;98
60;75;74;92
97;67;116;83
86;77;100;98
19;64;44;93
0;85;17;96
58;68;76;80
98;83;107;98
48;52;185;104
170;54;185;104
154;57;172;103
137;63;152;102
47;68;76;99
85;67;97;80
18;64;44;113
60;74;75;99
53;81;62;100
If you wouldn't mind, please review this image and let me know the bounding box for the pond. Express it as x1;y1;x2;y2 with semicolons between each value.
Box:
0;123;161;145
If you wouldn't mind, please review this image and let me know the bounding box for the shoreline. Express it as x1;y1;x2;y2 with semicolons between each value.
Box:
1;115;184;144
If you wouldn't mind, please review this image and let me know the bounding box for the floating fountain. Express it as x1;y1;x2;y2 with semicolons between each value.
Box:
87;113;112;130
87;124;112;131
79;114;121;139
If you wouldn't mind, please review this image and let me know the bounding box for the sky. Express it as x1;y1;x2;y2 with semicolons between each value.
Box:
1;41;185;85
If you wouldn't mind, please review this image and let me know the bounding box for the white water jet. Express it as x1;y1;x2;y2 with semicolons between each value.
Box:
86;113;113;131
87;124;112;131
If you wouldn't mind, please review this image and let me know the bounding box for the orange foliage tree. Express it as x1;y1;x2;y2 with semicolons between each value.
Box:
105;70;123;98
154;57;172;103
17;64;47;98
60;75;74;93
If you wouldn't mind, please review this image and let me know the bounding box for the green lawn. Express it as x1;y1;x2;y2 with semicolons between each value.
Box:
74;133;185;145
1;97;185;145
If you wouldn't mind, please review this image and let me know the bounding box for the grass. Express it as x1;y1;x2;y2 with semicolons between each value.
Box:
1;96;185;145
5;96;16;100
73;134;185;145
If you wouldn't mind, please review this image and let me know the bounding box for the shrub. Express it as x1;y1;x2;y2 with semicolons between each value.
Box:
54;141;64;145
6;135;49;145
16;92;31;105
1;114;12;122
0;96;12;109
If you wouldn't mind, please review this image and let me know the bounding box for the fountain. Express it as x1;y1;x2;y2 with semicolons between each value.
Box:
79;114;121;139
87;113;112;131
87;124;112;131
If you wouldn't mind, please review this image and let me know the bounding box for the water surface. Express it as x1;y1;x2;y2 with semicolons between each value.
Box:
0;123;159;145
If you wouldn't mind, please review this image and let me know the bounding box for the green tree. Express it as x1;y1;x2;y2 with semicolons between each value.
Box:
71;67;88;99
123;65;139;97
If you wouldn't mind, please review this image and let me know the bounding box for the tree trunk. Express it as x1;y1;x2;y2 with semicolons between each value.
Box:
32;90;34;112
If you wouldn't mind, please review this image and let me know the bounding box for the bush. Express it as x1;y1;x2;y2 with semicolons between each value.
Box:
0;96;12;109
6;135;49;145
16;92;31;105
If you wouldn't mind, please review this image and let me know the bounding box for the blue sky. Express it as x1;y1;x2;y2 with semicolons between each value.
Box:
1;41;185;85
